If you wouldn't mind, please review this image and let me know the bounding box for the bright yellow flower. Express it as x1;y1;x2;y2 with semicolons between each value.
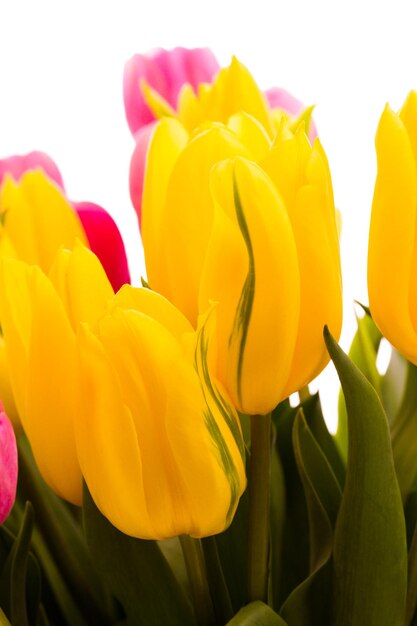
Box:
368;91;417;363
0;242;113;504
0;170;87;270
142;116;342;415
75;285;246;539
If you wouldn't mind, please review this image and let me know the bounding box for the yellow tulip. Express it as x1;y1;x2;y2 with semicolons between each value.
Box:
0;170;87;270
75;285;246;539
0;242;113;504
368;92;417;363
142;115;342;415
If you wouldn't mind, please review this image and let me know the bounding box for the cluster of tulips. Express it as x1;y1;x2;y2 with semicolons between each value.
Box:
0;47;417;626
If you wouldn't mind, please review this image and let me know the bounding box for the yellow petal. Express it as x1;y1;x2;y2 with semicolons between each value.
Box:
26;266;81;503
76;323;151;537
0;171;87;272
261;132;342;393
111;284;193;340
201;57;274;136
141;80;176;119
0;259;33;423
201;157;300;414
49;241;113;330
158;124;250;325
0;335;20;427
227;112;271;161
399;90;417;165
141;118;189;294
368;105;417;361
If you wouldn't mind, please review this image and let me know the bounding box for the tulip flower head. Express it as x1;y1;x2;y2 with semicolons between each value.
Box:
76;286;246;539
0;402;17;524
142;111;342;415
126;51;317;221
0;242;114;504
369;91;417;363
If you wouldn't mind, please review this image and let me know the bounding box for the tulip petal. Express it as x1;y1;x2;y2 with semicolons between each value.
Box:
368;105;417;361
129;122;157;222
74;202;130;291
155;125;250;325
141;118;189;295
227;112;271;161
0;403;17;523
262;133;342;395
49;241;114;330
201;158;300;415
26;266;81;504
0;336;19;427
76;323;151;537
111;284;193;339
0;151;65;190
0;171;87;272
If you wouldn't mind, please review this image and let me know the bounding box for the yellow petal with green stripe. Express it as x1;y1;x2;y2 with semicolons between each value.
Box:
201;157;300;415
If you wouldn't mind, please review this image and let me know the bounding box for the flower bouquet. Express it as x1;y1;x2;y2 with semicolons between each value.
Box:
0;48;416;626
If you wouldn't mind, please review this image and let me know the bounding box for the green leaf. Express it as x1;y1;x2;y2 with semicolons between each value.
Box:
325;327;407;626
17;436;117;624
279;410;342;626
391;363;417;503
380;347;407;422
226;601;288;625
272;401;309;608
0;502;37;626
301;394;345;489
336;310;382;462
83;484;195;626
406;522;417;625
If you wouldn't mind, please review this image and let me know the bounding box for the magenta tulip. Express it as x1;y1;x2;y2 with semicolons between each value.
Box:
0;153;130;290
0;403;17;524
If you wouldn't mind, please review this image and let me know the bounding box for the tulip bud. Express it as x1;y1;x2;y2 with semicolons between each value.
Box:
368;92;417;362
142;114;342;414
75;286;246;539
0;402;17;524
0;242;113;504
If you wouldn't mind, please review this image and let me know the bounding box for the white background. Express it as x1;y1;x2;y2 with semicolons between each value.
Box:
0;0;415;428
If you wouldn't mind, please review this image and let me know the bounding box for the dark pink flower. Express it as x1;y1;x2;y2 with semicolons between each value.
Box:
0;403;17;524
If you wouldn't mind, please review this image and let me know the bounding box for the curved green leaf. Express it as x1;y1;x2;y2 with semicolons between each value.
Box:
226;601;288;625
280;410;342;625
391;363;417;502
325;327;407;626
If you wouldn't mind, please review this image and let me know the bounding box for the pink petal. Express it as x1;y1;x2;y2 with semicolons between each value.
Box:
0;403;18;524
0;151;65;190
123;47;219;136
74;202;131;292
265;87;318;141
129;122;157;224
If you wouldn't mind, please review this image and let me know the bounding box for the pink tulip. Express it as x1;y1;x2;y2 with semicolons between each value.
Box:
0;153;130;290
0;151;64;189
0;403;17;524
124;47;220;136
125;48;318;224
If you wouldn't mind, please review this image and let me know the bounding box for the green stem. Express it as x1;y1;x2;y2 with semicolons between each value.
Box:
298;385;311;402
179;535;215;626
201;536;234;623
247;413;272;603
